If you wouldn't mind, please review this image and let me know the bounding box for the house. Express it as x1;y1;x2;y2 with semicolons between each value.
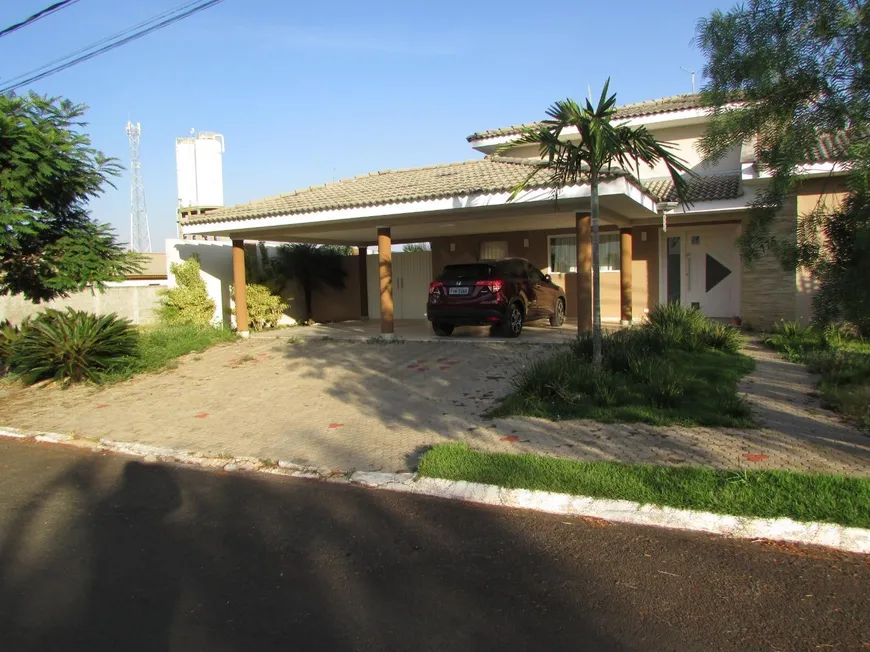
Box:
178;93;848;336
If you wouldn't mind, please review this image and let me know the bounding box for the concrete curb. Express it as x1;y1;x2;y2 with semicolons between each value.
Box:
347;472;870;556
0;426;347;483
3;426;868;555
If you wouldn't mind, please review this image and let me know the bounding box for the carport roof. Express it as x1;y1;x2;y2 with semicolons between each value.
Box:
181;157;634;226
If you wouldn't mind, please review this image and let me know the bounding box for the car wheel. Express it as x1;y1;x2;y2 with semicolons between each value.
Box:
500;303;524;338
550;298;566;327
432;322;454;336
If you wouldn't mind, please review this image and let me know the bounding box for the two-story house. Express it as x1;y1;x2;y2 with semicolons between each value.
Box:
179;93;848;336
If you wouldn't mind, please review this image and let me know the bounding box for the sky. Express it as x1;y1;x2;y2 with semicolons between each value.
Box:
1;0;727;251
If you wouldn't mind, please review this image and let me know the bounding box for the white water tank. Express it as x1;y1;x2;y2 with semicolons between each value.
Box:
176;131;225;208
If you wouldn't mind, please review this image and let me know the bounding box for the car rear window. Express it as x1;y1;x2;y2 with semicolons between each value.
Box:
439;264;496;280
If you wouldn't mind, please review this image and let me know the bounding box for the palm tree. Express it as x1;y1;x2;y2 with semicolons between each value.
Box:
502;79;693;367
273;244;348;322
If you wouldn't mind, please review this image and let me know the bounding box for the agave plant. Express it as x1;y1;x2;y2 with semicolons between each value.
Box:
10;308;138;385
0;320;20;375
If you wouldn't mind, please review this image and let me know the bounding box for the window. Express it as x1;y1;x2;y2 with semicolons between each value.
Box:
499;259;527;278
528;265;545;282
480;240;508;260
548;234;620;273
550;237;576;273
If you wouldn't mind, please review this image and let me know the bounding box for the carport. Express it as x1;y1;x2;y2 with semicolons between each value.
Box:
179;157;660;337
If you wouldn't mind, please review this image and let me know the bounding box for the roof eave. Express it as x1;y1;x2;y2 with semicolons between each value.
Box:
181;176;659;238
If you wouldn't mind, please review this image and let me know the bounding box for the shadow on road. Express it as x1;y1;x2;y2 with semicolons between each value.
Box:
0;449;629;651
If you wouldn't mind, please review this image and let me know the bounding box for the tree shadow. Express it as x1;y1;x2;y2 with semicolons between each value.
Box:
0;450;650;651
0;458;183;652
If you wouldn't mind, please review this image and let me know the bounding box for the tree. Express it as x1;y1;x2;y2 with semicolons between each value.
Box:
402;243;430;252
502;80;693;367
0;93;141;302
695;0;870;329
272;244;347;322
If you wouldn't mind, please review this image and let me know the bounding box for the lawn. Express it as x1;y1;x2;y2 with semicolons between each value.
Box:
764;322;870;429
102;323;237;383
488;304;754;427
419;443;870;529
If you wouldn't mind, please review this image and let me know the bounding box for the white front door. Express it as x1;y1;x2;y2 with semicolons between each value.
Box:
662;225;741;319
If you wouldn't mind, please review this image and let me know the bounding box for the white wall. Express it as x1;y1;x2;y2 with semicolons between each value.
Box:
165;239;298;327
498;123;741;180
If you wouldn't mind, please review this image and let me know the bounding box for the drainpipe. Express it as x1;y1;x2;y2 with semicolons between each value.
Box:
656;201;678;233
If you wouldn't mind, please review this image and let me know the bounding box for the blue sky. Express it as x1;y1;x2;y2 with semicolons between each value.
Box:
1;0;726;251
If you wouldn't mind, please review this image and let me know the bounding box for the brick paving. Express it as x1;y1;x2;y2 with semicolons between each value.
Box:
0;337;868;476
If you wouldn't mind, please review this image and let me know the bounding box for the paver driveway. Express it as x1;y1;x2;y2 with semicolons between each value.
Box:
1;337;869;475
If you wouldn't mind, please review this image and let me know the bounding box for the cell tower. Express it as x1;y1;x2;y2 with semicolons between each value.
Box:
126;121;152;253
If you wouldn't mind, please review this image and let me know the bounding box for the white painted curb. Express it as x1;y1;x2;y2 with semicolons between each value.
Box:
0;426;344;483
348;472;870;555
3;426;868;555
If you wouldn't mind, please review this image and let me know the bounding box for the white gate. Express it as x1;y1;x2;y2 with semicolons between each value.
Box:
367;250;433;319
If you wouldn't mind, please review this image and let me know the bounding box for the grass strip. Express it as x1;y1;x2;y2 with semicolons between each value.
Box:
103;324;237;382
418;443;870;529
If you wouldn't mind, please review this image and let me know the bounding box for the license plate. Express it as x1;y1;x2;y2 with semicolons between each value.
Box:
448;287;469;296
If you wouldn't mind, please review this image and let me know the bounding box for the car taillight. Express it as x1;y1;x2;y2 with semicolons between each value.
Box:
475;280;503;293
429;281;444;295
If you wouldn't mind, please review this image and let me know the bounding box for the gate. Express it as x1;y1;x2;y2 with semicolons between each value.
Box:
367;250;433;319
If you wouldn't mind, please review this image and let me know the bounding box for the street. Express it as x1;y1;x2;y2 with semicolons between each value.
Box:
0;439;867;651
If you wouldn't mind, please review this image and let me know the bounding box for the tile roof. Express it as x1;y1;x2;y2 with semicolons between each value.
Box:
182;157;631;225
803;131;850;163
467;94;705;142
644;173;742;203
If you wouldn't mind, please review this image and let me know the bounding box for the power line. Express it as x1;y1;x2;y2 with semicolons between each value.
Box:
0;0;224;92
1;0;205;89
0;0;81;39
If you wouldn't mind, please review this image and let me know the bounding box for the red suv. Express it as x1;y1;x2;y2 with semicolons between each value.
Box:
427;258;567;337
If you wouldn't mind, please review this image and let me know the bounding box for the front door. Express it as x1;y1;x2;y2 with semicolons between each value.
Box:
663;226;740;319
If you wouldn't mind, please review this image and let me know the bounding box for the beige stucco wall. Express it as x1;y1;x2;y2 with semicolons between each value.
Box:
430;225;658;322
0;284;166;326
794;178;848;324
166;239;363;327
496;124;741;180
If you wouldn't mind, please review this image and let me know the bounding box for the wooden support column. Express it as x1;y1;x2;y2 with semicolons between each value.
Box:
358;245;369;319
232;239;249;338
619;228;633;325
576;213;592;333
377;228;394;334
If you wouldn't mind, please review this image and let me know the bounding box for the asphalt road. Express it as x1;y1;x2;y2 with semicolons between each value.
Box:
0;440;868;652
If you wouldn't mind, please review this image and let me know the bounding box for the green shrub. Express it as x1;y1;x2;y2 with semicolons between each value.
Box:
647;368;692;408
232;283;288;331
0;320;20;375
9;308;138;385
645;303;741;353
509;349;575;399
156;256;215;327
704;321;742;354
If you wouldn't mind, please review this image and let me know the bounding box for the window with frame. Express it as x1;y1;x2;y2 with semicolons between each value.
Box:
549;234;620;273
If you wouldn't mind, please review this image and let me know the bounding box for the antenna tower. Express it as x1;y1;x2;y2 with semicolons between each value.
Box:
126;121;152;253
